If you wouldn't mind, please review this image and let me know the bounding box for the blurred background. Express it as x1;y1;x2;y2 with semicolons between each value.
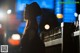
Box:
0;0;80;53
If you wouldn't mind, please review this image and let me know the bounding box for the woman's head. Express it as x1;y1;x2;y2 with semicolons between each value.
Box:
24;2;42;20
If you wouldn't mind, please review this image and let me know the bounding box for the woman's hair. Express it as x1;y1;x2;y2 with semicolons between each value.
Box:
24;2;42;20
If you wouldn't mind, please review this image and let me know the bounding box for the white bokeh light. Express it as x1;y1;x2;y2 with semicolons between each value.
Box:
7;9;12;14
44;24;50;30
74;13;78;17
11;34;20;40
61;22;64;27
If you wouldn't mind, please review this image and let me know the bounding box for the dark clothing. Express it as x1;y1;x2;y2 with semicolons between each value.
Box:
21;19;45;53
21;28;45;53
21;2;45;53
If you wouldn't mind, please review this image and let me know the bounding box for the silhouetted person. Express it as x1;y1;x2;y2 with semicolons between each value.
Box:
21;2;45;53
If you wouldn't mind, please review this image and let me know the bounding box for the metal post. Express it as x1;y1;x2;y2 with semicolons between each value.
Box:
61;22;63;52
78;14;80;30
63;23;75;53
79;14;80;53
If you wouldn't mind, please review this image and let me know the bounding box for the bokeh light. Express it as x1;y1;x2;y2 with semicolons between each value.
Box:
8;38;20;46
56;14;63;19
44;24;50;30
7;9;12;14
11;34;21;40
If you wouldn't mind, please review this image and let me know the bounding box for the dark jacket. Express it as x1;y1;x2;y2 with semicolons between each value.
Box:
21;19;45;53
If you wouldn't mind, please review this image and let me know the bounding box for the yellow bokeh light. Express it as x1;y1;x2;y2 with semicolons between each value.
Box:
56;14;63;19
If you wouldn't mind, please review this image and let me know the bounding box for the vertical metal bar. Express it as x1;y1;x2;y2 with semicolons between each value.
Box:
78;14;80;31
78;14;80;53
61;22;64;52
63;23;75;53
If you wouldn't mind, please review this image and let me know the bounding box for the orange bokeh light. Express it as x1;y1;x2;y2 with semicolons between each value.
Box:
8;38;20;46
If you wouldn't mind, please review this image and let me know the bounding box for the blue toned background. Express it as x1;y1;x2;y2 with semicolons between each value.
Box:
16;0;76;34
16;0;54;34
63;0;76;23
